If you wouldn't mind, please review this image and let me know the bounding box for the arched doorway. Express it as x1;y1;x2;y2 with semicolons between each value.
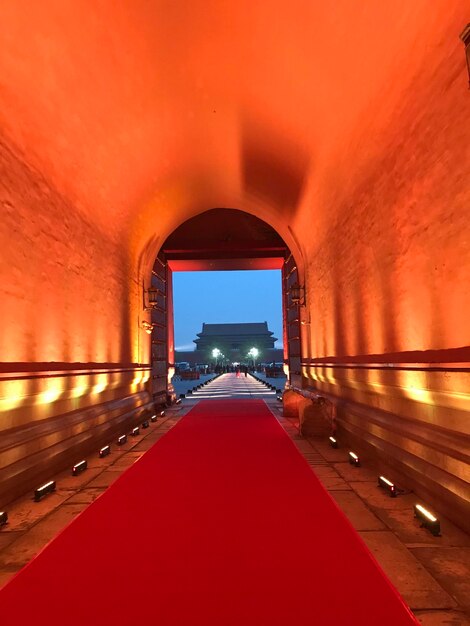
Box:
147;208;303;407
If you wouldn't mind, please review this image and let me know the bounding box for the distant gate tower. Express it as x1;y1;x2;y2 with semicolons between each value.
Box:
194;322;277;363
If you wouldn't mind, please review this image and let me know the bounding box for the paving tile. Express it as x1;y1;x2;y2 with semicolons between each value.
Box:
310;465;351;490
372;507;470;547
333;462;378;482
64;489;105;505
410;548;470;609
414;610;470;625
110;452;144;468
0;504;84;569
359;531;457;610
85;470;122;489
84;451;125;469
54;466;106;491
0;532;23;551
307;439;346;463
330;490;385;530
350;480;416;510
1;491;71;532
131;439;158;452
315;474;351;491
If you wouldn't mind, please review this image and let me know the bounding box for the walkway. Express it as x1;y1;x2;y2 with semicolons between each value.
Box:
0;400;417;625
184;372;276;400
1;402;469;623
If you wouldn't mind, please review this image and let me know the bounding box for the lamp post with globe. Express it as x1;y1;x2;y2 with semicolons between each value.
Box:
248;347;259;371
212;348;221;370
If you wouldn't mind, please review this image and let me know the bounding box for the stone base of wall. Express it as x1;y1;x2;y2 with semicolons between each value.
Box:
0;391;154;508
287;369;470;535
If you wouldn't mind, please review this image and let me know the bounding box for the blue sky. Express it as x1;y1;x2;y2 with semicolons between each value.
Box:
173;270;283;350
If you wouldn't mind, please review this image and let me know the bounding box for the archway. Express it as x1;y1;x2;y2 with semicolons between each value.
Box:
146;208;303;407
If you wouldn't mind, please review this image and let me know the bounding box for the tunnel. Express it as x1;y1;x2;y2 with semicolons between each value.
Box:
0;2;469;624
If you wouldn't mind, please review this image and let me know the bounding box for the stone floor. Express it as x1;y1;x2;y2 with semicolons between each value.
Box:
274;408;470;626
0;399;469;625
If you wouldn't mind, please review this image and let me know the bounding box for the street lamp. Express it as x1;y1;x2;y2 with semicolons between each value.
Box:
248;347;259;369
212;348;221;368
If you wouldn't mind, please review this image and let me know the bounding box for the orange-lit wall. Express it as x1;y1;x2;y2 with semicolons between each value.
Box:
0;1;468;522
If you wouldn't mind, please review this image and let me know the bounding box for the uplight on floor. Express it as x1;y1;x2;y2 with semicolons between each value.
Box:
72;460;88;476
378;475;396;497
99;445;111;457
414;504;441;536
34;480;56;502
348;451;360;467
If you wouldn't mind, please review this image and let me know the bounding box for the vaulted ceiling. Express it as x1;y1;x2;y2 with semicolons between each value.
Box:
0;0;463;258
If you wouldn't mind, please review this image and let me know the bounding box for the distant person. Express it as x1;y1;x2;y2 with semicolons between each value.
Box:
243;365;248;377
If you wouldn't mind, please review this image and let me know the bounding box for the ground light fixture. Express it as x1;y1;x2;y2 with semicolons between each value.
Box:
150;414;157;422
160;410;165;416
99;445;111;458
72;460;88;476
34;480;56;502
131;427;140;436
0;511;8;526
176;398;182;404
277;395;283;402
414;504;441;536
348;451;360;467
378;475;397;497
329;436;338;448
118;435;127;445
142;420;149;429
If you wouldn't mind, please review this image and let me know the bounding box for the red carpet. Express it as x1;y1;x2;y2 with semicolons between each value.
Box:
0;400;418;625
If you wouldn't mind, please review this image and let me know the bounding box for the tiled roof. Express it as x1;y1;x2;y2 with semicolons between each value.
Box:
197;322;273;336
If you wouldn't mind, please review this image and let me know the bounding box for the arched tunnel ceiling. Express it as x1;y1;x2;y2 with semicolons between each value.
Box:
0;0;464;252
161;208;287;271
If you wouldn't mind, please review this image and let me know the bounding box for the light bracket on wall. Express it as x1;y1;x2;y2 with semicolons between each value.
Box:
461;24;470;89
289;282;305;306
141;321;155;335
143;285;160;311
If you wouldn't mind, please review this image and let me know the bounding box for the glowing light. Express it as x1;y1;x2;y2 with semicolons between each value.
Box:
91;373;109;395
72;460;87;476
415;504;437;523
348;451;360;466
378;475;396;497
248;347;259;359
414;504;440;536
71;384;88;399
34;480;56;501
212;348;221;358
0;511;8;526
99;445;111;457
118;435;127;445
37;380;64;405
0;379;28;410
329;436;338;448
141;321;153;334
